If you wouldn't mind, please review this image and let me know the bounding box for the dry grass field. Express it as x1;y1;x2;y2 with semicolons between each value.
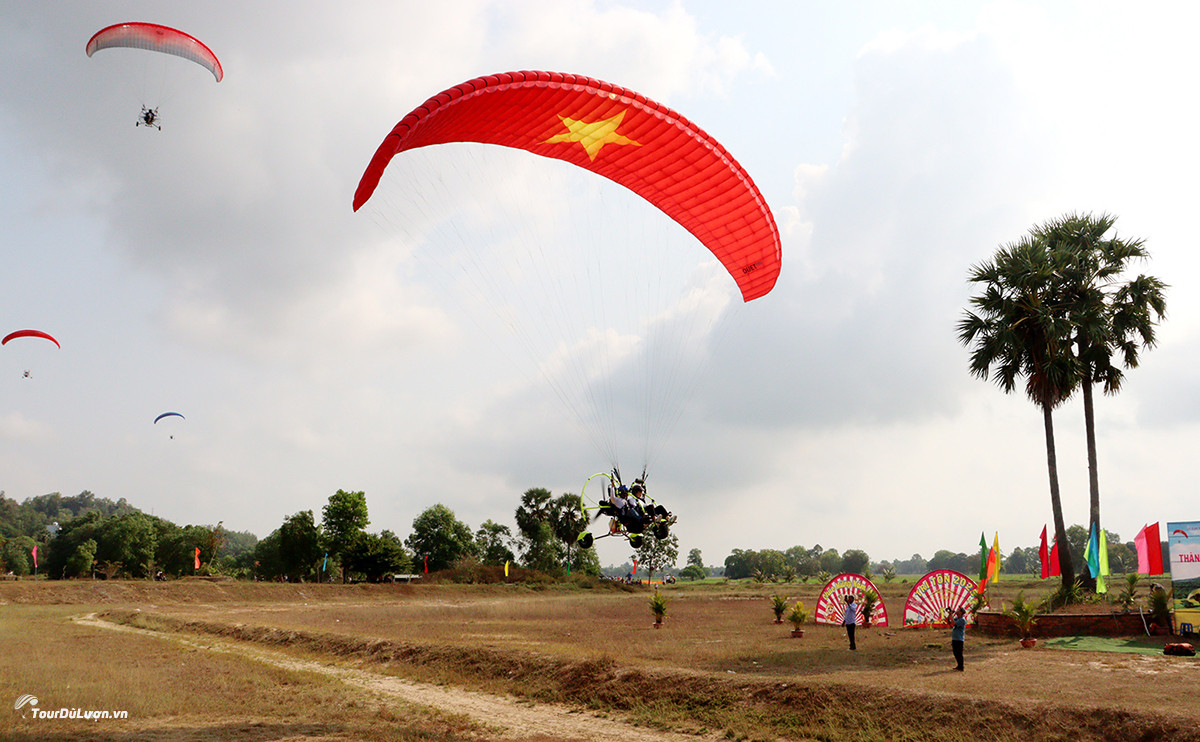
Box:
0;577;1196;741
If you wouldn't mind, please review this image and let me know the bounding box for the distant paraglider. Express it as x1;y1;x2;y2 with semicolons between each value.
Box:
154;411;185;439
2;330;60;348
3;329;60;378
86;22;223;129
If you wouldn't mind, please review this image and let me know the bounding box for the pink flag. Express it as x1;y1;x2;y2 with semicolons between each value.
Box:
1135;523;1164;575
1038;525;1050;579
194;547;201;570
1134;525;1149;573
32;545;38;570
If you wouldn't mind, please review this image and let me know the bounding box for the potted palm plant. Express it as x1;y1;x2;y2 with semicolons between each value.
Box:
1006;591;1038;647
649;589;669;628
1148;585;1172;635
859;589;879;628
1118;573;1140;612
770;593;789;624
787;600;809;637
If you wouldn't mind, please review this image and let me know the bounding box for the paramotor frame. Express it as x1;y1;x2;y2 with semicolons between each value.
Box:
576;470;675;550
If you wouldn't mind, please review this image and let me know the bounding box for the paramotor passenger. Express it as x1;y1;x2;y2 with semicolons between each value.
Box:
138;106;160;129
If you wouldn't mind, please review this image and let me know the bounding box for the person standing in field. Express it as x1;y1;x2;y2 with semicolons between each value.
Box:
951;606;967;671
842;594;857;650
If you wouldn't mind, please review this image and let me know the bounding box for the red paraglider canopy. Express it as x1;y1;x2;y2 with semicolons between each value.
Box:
2;330;60;348
86;22;223;82
354;70;780;302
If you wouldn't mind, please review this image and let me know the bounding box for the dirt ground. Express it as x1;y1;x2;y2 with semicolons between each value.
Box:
71;612;705;742
2;579;1197;742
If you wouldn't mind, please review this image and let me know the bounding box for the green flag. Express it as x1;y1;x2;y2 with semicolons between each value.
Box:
979;532;988;581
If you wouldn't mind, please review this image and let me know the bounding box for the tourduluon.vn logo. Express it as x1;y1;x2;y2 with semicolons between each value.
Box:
14;694;129;721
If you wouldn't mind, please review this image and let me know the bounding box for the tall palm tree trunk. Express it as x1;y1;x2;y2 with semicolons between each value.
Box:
1043;401;1075;589
1079;375;1099;590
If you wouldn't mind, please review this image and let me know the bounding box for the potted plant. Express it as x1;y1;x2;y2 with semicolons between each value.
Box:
859;589;879;628
1005;590;1038;647
1117;573;1140;613
1148;585;1172;635
649;589;669;628
787;600;809;637
770;593;789;624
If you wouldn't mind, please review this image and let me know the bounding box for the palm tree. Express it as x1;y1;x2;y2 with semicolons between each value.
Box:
1032;213;1167;587
958;234;1078;589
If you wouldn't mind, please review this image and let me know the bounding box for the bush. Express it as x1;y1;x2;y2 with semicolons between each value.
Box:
1041;579;1085;611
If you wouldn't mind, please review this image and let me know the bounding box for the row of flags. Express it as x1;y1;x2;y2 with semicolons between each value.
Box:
978;532;1000;591
26;544;202;572
981;522;1167;594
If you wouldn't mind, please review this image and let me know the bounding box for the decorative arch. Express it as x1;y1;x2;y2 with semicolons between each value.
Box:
815;573;889;627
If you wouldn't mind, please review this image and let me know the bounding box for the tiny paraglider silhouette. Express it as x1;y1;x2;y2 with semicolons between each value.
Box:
154;411;185;439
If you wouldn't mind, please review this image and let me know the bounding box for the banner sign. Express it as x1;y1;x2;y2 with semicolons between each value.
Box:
903;569;984;627
1167;521;1200;636
814;573;889;627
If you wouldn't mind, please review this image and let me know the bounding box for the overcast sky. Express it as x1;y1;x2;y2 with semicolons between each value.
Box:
2;1;1197;569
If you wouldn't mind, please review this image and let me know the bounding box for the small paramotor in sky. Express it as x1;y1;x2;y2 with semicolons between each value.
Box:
154;411;185;439
86;22;222;129
3;329;59;378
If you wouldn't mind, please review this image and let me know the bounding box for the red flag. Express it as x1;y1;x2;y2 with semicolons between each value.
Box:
1135;523;1164;575
632;559;638;576
1038;525;1050;579
194;547;201;570
423;555;428;574
1048;540;1061;577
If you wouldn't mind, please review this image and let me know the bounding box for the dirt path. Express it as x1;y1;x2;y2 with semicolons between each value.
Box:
75;613;715;742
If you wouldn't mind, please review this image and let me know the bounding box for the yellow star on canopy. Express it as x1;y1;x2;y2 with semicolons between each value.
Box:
544;110;641;161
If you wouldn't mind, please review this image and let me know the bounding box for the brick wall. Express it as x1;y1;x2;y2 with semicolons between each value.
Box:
975;610;1150;637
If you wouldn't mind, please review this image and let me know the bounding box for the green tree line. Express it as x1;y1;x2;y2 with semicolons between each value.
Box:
0;484;626;582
